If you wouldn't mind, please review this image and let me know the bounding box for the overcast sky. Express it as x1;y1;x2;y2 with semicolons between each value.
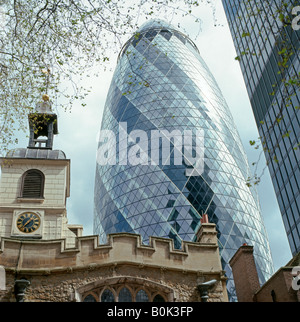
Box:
6;1;292;272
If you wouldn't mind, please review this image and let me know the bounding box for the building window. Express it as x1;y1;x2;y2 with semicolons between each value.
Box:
153;294;166;302
118;287;132;302
136;289;149;302
101;289;115;302
83;294;97;302
81;285;167;302
21;169;44;198
78;278;172;302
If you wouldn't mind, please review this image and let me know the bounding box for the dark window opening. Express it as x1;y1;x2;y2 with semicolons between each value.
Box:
153;294;165;302
21;169;45;198
83;294;97;302
118;287;132;302
101;289;115;302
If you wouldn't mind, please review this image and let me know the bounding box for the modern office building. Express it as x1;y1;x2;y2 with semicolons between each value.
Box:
222;1;300;255
94;19;274;300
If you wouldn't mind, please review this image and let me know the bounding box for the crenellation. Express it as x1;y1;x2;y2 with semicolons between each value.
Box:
0;228;228;302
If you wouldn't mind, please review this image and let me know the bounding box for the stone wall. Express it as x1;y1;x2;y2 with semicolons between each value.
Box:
2;264;225;302
0;225;228;302
0;157;79;246
0;158;70;209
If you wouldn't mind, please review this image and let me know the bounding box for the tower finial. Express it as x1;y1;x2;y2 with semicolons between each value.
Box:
35;94;53;114
42;94;50;102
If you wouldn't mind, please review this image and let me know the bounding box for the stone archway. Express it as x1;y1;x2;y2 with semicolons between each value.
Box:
75;276;175;302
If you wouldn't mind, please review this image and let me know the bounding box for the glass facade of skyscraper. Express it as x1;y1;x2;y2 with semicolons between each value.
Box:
94;20;274;300
222;1;300;255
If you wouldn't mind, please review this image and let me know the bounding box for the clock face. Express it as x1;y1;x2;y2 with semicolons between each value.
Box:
16;212;41;233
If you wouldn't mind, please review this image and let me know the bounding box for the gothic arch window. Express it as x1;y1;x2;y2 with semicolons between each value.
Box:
76;277;174;302
83;294;97;302
153;294;166;302
101;289;115;302
81;287;167;302
136;289;149;302
118;287;132;302
21;169;45;199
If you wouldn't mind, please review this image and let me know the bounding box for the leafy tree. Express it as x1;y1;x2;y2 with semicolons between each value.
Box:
0;0;213;156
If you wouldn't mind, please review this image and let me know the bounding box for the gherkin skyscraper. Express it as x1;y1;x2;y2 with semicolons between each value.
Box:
94;20;274;301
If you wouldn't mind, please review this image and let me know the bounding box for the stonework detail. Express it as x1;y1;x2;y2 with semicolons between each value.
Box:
0;157;80;246
0;226;228;302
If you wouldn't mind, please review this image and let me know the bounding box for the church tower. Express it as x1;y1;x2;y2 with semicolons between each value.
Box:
0;95;82;247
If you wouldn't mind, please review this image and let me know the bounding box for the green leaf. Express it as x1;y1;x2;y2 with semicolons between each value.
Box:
282;131;290;138
242;32;250;37
278;13;285;22
278;48;287;55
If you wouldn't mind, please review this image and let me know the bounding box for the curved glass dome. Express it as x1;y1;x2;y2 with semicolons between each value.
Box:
94;19;274;301
138;19;174;32
119;20;199;61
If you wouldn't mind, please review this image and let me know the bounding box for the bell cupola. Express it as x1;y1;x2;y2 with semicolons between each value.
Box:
28;94;58;149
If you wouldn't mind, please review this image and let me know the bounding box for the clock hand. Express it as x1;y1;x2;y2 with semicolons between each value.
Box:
23;217;34;227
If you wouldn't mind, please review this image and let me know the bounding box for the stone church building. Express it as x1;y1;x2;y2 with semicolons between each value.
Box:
0;97;228;302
